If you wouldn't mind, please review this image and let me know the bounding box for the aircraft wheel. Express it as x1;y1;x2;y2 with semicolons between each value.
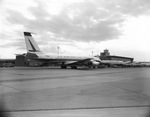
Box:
71;66;77;69
61;65;67;69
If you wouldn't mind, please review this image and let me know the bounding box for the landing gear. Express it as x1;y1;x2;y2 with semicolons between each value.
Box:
61;62;67;69
71;66;77;69
61;64;67;69
61;65;67;69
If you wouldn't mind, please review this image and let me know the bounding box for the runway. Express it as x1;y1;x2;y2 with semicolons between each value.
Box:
0;67;150;117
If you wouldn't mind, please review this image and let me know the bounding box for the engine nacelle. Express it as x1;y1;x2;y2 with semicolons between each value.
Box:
91;61;99;66
87;60;100;67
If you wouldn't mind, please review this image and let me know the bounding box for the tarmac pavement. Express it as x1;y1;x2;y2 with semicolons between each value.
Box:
0;67;150;117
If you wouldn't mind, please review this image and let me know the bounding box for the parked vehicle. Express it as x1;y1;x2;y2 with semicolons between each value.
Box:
2;63;14;67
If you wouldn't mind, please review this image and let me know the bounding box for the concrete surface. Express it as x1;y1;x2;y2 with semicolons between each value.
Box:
0;67;150;117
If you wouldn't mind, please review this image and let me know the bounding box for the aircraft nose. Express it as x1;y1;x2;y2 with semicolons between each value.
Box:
94;57;101;62
98;59;101;62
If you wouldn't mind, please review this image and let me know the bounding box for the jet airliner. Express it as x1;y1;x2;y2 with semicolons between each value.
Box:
24;32;101;69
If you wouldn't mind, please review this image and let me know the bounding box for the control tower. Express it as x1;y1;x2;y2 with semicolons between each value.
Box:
100;49;110;56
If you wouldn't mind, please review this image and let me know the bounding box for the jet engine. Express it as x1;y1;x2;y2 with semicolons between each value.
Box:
87;59;100;67
91;61;99;66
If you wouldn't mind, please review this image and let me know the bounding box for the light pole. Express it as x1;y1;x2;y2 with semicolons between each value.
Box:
57;46;59;55
92;51;93;57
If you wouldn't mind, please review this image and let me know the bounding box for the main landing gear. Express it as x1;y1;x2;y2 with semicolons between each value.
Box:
61;65;67;69
61;65;77;69
71;66;77;69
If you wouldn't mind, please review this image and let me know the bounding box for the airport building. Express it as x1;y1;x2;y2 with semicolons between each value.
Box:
0;54;27;67
15;54;48;67
100;49;134;62
15;54;28;66
0;59;15;67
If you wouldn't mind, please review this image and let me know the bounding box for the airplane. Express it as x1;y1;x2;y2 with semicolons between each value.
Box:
24;32;101;69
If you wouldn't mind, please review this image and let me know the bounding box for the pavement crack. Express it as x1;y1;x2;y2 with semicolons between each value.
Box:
0;84;26;92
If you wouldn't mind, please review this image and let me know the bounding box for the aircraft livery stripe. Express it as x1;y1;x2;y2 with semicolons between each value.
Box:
28;39;37;52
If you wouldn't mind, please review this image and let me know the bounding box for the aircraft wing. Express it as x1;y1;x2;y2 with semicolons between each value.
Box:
64;58;92;66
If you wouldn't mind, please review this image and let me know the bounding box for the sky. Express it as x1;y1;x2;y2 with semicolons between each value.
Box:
0;0;150;61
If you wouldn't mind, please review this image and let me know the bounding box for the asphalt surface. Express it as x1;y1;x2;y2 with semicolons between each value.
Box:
0;67;150;117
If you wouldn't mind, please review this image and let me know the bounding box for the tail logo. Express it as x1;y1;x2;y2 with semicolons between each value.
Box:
24;32;41;52
28;39;38;52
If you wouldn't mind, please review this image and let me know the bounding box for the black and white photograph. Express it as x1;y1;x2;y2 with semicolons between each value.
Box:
0;0;150;116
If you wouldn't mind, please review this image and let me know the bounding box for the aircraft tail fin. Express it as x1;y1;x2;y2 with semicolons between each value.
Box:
24;32;41;52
